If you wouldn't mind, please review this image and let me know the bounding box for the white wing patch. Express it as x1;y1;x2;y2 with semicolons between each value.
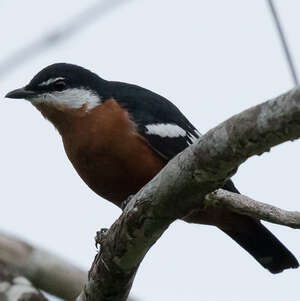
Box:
38;77;65;87
145;123;200;145
30;88;101;111
146;123;187;138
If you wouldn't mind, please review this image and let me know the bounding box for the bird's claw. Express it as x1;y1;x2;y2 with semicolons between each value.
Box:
95;228;108;249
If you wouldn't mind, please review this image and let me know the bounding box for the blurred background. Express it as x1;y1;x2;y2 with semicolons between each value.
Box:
1;1;300;300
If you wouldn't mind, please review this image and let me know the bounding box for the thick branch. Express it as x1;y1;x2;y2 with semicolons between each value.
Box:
78;87;300;301
0;232;87;300
0;260;48;301
205;189;300;228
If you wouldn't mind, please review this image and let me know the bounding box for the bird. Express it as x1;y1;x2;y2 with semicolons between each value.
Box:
5;63;299;274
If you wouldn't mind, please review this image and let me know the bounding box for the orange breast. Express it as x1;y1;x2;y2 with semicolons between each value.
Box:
58;99;166;207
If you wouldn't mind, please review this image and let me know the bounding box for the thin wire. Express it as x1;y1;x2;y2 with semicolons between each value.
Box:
266;0;299;86
0;0;132;79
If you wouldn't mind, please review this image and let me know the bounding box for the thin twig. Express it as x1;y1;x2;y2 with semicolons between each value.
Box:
205;189;300;229
266;0;299;85
0;0;133;78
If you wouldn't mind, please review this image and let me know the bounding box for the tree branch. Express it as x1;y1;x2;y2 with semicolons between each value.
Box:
0;260;48;301
76;87;300;301
0;232;87;300
205;189;300;228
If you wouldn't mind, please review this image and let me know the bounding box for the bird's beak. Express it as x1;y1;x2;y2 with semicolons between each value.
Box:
5;87;37;99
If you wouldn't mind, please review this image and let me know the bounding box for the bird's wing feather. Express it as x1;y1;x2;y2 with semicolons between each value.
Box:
111;81;240;193
111;82;201;160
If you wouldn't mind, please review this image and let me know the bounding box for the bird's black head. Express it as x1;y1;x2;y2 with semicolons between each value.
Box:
28;63;104;92
5;63;107;111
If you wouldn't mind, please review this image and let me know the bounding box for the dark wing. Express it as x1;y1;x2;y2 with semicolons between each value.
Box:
109;81;239;194
110;81;201;160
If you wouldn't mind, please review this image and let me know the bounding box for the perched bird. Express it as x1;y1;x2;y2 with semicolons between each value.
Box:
5;63;299;273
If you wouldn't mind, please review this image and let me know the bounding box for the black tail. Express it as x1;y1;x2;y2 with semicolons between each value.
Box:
184;181;299;273
222;180;299;273
222;217;299;273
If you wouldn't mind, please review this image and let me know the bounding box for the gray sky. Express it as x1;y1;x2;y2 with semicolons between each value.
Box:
1;1;300;300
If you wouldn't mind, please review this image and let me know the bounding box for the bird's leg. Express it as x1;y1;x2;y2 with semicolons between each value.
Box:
121;194;135;211
95;228;108;249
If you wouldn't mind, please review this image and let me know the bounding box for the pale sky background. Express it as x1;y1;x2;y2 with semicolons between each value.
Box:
1;1;300;300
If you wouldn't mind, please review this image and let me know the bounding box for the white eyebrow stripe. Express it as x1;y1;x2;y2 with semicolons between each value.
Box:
38;77;65;86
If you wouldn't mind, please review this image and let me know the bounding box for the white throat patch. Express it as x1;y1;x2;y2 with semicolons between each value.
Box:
30;88;101;111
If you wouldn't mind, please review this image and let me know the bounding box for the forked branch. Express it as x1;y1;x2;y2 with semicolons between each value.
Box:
77;87;300;301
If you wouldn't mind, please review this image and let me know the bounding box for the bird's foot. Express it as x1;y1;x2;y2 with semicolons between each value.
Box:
95;228;108;249
121;194;135;211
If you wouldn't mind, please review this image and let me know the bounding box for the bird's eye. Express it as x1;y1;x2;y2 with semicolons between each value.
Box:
54;80;66;91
